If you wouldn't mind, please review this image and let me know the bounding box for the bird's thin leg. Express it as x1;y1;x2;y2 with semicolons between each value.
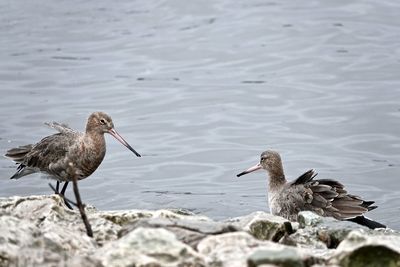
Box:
60;182;69;195
55;181;60;194
70;170;93;237
48;183;78;207
62;196;73;210
60;182;73;210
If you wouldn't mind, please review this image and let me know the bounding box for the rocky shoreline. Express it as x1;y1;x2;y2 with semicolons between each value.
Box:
0;195;399;267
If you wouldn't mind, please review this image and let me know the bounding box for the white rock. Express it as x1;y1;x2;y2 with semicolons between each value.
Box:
96;227;206;267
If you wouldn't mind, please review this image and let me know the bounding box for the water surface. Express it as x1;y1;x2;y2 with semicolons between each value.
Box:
0;0;399;229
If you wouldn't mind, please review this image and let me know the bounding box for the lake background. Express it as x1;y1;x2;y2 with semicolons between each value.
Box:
0;0;399;229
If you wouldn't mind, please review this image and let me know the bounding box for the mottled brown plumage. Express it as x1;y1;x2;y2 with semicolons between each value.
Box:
237;150;385;229
5;112;141;193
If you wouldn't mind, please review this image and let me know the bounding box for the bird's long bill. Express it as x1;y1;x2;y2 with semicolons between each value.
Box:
108;128;141;157
236;163;262;177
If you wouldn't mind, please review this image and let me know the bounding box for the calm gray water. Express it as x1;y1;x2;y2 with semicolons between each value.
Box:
1;0;399;229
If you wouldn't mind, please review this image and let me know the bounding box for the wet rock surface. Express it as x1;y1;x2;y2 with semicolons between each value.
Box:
0;195;398;267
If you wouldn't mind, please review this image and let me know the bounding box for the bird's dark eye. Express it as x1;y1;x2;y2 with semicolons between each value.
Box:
100;119;106;125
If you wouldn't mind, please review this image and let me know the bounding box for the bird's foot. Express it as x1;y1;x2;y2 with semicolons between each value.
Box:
48;183;75;210
62;197;74;210
55;181;60;194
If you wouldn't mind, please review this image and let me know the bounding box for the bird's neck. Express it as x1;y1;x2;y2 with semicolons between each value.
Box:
267;163;287;192
79;131;106;177
84;130;106;150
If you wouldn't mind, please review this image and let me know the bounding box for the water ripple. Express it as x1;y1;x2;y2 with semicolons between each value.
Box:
0;0;399;229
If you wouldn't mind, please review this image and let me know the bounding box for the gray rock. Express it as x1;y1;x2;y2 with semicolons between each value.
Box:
285;211;370;249
96;208;213;246
0;212;96;267
0;194;119;247
198;232;272;267
298;211;323;227
65;256;104;267
97;208;211;226
0;195;212;266
119;217;239;248
197;231;317;267
0;214;39;266
280;228;328;250
95;227;206;267
227;211;295;241
331;230;400;267
247;247;304;267
0;194;73;221
2;195;399;267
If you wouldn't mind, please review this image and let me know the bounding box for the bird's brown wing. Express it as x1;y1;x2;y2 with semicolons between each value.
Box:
292;169;318;185
24;134;67;168
19;132;81;179
292;170;376;220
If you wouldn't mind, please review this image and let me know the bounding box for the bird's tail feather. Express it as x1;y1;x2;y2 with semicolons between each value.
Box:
5;145;33;163
10;164;36;179
347;215;386;229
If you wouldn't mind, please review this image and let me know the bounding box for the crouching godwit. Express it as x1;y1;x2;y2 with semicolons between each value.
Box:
237;150;386;229
5;112;141;208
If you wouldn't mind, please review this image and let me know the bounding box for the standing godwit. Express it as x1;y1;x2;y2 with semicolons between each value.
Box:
5;112;141;208
237;150;386;229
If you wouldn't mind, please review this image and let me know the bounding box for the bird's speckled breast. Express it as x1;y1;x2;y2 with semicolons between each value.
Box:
268;189;282;215
75;135;106;179
268;185;303;221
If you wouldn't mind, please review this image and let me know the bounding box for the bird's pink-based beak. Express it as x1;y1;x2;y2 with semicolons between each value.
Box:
108;128;141;157
237;163;262;177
